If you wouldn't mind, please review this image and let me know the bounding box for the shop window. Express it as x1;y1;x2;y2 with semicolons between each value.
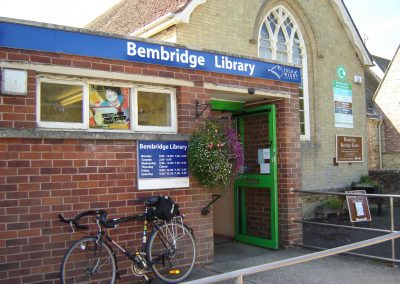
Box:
89;84;131;130
134;88;177;133
259;5;310;140
37;79;87;129
37;79;177;134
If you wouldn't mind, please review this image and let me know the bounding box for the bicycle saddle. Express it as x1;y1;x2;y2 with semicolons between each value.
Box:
136;196;160;206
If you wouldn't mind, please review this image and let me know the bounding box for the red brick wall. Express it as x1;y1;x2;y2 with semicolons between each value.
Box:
275;98;303;246
0;46;300;282
245;187;271;238
241;113;272;238
243;114;270;173
0;137;213;283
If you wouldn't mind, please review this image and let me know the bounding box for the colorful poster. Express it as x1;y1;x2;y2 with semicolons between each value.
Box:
89;85;130;129
333;80;353;128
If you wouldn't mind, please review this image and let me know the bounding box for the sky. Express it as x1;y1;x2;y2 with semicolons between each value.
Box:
343;0;400;59
0;0;399;60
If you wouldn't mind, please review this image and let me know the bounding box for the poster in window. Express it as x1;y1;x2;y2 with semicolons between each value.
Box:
89;85;130;129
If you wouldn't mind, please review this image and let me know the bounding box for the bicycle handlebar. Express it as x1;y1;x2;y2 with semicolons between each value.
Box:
59;209;117;230
59;196;163;231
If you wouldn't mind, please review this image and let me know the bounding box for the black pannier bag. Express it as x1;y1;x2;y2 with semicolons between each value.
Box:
152;195;179;221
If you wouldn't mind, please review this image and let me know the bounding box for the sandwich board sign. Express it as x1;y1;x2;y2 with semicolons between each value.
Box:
346;190;371;222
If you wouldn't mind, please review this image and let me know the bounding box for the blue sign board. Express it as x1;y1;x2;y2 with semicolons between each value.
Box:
137;141;188;179
0;21;301;84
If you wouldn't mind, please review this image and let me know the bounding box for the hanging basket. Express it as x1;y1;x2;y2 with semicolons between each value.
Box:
188;119;243;190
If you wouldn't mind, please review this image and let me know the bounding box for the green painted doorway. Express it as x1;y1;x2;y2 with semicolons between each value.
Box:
210;101;279;249
234;104;278;249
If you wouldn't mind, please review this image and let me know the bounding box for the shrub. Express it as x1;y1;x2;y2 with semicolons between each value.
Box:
321;198;342;210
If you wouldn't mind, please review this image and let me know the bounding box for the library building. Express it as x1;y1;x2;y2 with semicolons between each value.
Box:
0;0;374;282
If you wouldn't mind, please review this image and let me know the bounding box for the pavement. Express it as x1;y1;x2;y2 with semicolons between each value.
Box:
174;205;400;283
185;240;400;283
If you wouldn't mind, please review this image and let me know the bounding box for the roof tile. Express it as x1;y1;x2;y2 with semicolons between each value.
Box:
86;0;191;35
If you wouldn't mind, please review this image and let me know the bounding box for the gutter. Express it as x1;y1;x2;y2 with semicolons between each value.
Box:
378;119;383;170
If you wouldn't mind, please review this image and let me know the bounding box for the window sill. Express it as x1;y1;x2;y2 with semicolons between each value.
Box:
0;128;189;141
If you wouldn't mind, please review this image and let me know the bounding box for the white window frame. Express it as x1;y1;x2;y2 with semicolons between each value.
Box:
133;87;177;133
258;5;310;140
37;77;178;134
36;78;88;129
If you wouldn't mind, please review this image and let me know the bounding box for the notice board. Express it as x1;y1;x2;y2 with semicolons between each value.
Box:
333;80;353;128
346;190;371;222
137;141;189;190
336;135;363;163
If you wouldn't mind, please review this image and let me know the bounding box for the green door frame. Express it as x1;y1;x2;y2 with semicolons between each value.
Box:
233;104;279;249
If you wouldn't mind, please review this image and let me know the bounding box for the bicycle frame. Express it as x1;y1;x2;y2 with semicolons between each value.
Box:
94;206;151;265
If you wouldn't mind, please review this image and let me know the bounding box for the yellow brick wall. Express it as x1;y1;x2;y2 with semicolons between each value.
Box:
151;26;177;42
173;0;368;190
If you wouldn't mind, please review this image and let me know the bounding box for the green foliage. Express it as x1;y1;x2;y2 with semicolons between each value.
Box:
320;198;342;210
356;175;382;190
188;119;243;190
359;175;374;184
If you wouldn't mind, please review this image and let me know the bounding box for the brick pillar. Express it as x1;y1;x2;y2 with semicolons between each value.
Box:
275;97;303;246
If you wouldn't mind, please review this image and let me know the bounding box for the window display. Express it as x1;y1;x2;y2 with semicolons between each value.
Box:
89;84;130;130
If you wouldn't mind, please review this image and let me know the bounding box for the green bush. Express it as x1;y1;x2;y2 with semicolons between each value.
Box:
321;198;342;210
356;175;382;191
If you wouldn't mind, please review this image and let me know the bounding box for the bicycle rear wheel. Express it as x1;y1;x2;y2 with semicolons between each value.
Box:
147;221;196;283
60;236;116;284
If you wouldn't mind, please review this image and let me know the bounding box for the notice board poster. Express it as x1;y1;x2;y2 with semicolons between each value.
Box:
336;135;363;163
137;141;189;190
346;190;371;222
333;80;353;128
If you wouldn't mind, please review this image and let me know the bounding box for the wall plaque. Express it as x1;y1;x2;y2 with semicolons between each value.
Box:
336;135;363;163
137;141;189;190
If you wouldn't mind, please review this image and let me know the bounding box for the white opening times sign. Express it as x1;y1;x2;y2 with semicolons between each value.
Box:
137;141;189;190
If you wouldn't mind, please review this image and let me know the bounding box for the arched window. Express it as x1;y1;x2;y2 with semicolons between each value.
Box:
259;6;310;139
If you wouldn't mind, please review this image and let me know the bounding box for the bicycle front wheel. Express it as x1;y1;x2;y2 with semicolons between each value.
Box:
147;222;196;283
60;236;116;284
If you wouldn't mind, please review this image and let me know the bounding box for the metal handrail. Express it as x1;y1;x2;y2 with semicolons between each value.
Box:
201;194;221;216
184;190;400;284
293;189;399;267
183;232;400;284
296;220;392;233
292;189;400;198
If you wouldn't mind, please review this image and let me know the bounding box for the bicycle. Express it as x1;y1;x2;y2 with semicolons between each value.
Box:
58;195;196;283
